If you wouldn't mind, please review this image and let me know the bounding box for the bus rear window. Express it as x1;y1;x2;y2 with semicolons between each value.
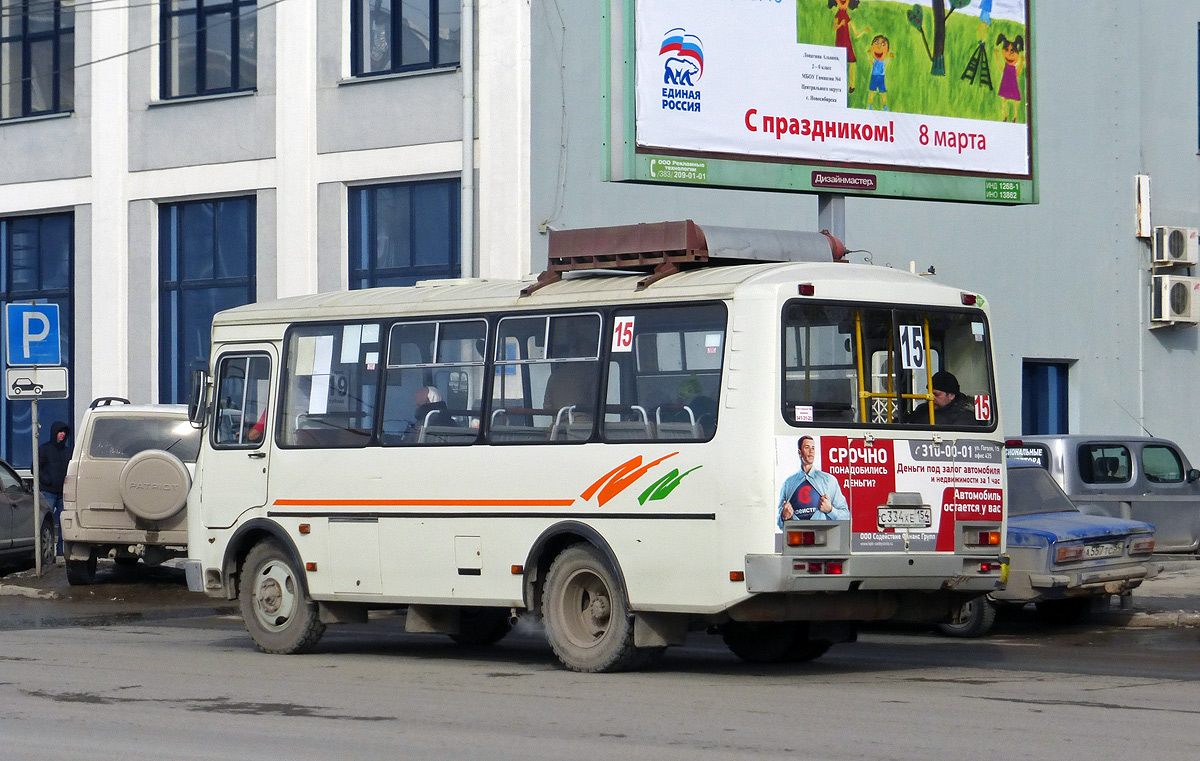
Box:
782;302;995;430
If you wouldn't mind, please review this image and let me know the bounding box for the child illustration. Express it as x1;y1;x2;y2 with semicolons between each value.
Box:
976;0;993;42
995;33;1025;122
829;0;869;93
865;34;894;110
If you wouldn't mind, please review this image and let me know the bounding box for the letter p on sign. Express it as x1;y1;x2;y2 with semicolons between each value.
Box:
6;303;61;366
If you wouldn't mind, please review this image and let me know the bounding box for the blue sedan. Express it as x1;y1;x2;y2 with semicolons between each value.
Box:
940;462;1157;637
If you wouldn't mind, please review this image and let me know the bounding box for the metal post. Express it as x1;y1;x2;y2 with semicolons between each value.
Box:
817;193;846;242
31;394;41;577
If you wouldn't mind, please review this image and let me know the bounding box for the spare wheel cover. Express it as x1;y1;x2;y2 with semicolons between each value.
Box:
119;449;192;521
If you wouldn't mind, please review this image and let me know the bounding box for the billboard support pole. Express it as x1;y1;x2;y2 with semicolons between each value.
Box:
818;193;845;242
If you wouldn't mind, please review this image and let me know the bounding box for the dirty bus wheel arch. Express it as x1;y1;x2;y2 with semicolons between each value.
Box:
521;520;629;617
118;449;191;522
222;520;306;600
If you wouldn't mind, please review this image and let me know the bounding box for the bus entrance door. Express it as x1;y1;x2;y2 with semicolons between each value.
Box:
202;346;276;527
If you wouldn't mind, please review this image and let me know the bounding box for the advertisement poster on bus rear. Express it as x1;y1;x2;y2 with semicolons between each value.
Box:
776;435;1003;551
635;0;1033;180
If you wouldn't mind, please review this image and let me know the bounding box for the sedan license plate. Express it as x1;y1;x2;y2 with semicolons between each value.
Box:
1083;542;1123;559
878;507;932;529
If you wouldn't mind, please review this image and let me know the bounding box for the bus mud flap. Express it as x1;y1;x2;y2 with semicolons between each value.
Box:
633;612;689;647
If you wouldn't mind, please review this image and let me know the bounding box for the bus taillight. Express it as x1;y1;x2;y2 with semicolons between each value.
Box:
975;531;1001;546
786;530;825;547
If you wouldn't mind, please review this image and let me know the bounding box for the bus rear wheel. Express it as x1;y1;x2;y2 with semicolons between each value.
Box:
721;621;831;663
239;540;325;654
449;608;513;646
542;544;655;673
937;597;997;638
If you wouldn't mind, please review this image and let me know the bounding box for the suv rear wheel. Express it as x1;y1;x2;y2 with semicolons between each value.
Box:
66;549;98;586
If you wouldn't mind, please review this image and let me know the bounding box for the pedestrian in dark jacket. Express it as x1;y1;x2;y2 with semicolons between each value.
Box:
38;420;71;556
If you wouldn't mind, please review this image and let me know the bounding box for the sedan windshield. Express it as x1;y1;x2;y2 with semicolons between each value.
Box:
1007;466;1078;516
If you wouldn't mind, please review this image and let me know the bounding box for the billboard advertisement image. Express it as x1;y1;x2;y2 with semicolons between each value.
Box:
612;0;1035;203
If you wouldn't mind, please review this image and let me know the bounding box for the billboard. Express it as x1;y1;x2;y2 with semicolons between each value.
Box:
605;0;1036;204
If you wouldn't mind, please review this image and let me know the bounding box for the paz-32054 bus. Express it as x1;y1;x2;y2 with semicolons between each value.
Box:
183;221;1006;672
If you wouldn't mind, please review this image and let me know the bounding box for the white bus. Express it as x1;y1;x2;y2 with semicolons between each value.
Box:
184;222;1007;672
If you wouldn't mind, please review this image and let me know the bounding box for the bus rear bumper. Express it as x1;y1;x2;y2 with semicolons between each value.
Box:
745;553;1004;596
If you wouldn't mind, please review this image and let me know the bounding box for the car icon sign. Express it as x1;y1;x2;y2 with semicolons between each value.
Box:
11;377;42;396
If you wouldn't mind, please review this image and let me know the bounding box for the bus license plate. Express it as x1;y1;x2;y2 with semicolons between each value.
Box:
1083;542;1123;559
878;507;932;529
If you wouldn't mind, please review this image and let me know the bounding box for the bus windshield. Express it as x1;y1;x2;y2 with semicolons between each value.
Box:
782;302;995;429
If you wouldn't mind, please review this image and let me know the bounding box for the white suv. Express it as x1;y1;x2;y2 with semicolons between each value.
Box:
60;398;201;585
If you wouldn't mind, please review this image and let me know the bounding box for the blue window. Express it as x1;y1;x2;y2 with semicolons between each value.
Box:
0;213;73;469
1022;360;1068;435
160;0;257;99
0;0;74;119
350;0;459;77
349;180;460;288
160;197;256;403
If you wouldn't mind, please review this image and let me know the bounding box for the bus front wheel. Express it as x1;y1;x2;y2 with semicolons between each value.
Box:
542;544;658;672
239;540;325;654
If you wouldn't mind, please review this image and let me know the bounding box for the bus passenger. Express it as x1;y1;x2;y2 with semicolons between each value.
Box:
413;386;456;428
543;363;596;416
906;371;976;426
660;374;718;438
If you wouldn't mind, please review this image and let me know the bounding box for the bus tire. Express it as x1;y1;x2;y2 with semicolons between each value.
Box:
787;637;831;663
239;540;325;654
937;597;997;638
721;621;804;663
542;544;647;673
1035;598;1091;626
449;608;513;647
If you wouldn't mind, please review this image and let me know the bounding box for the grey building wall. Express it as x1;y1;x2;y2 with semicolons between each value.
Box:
73;204;92;422
127;6;277;170
528;0;818;273
317;182;345;291
314;2;463;154
529;1;1200;457
127;199;156;402
0;10;90;183
848;3;1200;452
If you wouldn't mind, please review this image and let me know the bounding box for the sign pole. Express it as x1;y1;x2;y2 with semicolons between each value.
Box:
4;301;67;579
31;392;41;577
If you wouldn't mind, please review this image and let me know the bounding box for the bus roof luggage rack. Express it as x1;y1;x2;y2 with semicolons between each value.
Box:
523;220;847;295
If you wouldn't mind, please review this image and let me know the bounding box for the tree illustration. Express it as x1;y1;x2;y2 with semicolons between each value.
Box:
907;0;971;76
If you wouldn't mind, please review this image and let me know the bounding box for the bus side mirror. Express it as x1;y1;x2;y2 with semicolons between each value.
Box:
1187;469;1200;484
188;369;210;428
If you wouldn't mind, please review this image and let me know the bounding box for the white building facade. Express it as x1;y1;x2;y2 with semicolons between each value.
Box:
0;0;1197;466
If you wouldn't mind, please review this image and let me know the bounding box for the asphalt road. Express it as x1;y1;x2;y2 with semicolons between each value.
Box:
1;559;1199;760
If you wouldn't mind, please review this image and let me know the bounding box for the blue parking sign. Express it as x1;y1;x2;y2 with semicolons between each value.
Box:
6;303;61;366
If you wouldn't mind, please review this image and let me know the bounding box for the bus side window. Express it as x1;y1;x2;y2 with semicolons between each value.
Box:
279;323;380;448
602;303;726;443
489;313;601;443
381;319;485;446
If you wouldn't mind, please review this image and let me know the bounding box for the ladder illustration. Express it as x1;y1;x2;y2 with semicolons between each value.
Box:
960;42;992;89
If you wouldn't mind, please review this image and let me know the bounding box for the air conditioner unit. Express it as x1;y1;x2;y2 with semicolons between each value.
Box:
1151;275;1200;325
1152;226;1199;266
